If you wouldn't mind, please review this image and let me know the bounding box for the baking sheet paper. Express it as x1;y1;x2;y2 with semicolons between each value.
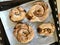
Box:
0;0;58;45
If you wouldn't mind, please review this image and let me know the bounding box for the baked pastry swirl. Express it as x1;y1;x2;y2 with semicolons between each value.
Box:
13;23;34;43
9;7;26;22
26;2;49;22
37;23;55;36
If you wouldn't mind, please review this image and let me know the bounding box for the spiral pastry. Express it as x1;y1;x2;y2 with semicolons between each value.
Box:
13;23;34;43
9;7;26;22
37;23;55;36
26;2;49;22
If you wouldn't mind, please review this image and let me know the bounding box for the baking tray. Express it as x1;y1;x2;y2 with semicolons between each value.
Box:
49;0;60;45
0;19;10;45
0;0;60;45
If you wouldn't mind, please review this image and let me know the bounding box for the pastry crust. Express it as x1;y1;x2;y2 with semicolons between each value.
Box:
13;23;34;43
9;7;26;22
37;23;55;36
26;2;49;22
58;13;60;22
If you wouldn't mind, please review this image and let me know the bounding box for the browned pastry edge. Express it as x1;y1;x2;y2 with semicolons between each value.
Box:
26;13;33;20
58;13;60;22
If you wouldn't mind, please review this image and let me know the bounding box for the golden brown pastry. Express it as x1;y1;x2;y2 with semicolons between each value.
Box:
58;13;60;22
37;23;55;36
13;23;34;43
9;7;26;22
26;2;49;22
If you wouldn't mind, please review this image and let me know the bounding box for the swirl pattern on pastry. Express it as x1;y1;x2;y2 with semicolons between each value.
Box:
13;23;34;43
26;2;49;22
37;23;55;36
9;7;26;22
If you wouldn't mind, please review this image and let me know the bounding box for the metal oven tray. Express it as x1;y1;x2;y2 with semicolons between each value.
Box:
0;0;59;45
